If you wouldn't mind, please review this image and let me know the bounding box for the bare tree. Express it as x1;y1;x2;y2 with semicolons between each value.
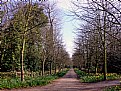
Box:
72;0;121;80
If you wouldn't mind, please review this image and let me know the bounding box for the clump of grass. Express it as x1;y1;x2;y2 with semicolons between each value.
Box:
80;75;104;83
74;68;88;77
55;70;68;77
104;85;120;91
106;73;121;80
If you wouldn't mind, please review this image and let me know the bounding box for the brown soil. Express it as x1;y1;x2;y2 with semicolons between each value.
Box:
1;68;120;91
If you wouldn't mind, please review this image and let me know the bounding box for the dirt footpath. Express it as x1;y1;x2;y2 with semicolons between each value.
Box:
2;68;120;91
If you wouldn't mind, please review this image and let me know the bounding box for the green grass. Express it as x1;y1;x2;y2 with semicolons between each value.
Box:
0;76;57;89
75;68;88;77
0;69;69;89
55;70;68;77
104;85;121;91
74;68;121;83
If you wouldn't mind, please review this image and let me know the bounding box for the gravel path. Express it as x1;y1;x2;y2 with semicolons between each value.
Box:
1;68;120;91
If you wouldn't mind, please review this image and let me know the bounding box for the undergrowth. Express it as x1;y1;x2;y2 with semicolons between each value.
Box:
0;69;69;89
104;85;121;91
74;68;121;83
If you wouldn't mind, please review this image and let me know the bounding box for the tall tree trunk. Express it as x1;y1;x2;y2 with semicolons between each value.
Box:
20;37;25;81
103;33;107;80
103;0;107;81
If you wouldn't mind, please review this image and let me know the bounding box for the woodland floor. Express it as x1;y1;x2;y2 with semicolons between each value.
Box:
1;68;120;91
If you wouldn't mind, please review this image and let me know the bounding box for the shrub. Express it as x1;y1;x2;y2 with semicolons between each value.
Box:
74;68;88;78
56;70;68;77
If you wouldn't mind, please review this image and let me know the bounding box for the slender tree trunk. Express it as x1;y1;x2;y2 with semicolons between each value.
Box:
50;62;52;75
103;1;107;81
20;37;25;81
95;43;98;74
86;41;89;73
103;33;107;80
0;50;4;66
42;61;45;76
95;60;98;74
54;63;56;74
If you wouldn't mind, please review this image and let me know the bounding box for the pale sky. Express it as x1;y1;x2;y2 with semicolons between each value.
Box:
55;0;76;57
56;0;86;57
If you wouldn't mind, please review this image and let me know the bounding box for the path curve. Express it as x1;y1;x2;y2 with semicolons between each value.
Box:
1;68;120;91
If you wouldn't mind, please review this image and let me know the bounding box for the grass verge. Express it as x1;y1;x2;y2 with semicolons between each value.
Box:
103;85;121;91
0;69;69;89
74;68;121;83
